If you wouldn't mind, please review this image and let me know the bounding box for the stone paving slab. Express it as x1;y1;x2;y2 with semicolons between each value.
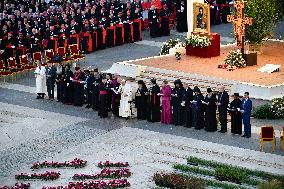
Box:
2;127;283;188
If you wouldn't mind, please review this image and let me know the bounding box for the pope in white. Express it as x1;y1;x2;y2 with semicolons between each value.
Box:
119;79;137;118
34;61;47;99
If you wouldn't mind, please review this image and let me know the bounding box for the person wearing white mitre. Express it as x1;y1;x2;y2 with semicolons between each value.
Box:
34;61;47;99
119;79;136;118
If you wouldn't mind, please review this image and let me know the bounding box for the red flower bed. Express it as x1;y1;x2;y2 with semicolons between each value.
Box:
31;158;87;169
0;183;30;189
15;171;60;180
42;179;131;189
73;168;131;180
97;161;129;168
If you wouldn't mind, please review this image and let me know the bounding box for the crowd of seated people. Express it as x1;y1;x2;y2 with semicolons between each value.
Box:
0;0;232;75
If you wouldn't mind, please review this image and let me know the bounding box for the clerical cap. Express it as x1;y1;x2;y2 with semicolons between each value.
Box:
234;93;239;97
194;86;201;93
138;80;145;85
207;88;212;93
150;78;156;84
174;79;182;85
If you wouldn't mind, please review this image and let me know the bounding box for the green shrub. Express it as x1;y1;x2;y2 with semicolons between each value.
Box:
253;104;276;119
215;165;248;184
245;0;279;44
153;173;206;189
257;179;284;189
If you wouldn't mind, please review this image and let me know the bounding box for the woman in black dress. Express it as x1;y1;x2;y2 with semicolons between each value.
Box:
203;88;217;132
229;93;242;135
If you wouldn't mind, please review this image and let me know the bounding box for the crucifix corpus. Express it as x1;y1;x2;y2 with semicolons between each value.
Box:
227;0;253;54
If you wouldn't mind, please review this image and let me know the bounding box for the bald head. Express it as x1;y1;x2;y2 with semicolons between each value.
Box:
218;85;225;92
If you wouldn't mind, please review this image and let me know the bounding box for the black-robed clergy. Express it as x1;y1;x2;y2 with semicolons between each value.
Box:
72;67;86;107
160;4;170;36
106;74;113;111
56;63;65;102
192;86;205;129
135;80;149;120
176;0;188;32
63;65;74;104
172;79;185;126
148;7;160;38
182;84;194;128
204;88;217;132
229;93;242;135
98;77;109;118
147;79;161;122
92;69;102;111
85;70;95;108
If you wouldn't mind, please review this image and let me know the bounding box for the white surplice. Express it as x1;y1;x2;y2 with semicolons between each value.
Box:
34;66;47;94
119;82;135;118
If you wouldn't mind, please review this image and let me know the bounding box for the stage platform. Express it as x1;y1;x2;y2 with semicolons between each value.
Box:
104;40;284;100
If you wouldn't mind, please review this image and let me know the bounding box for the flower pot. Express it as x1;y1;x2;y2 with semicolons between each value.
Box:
249;43;262;54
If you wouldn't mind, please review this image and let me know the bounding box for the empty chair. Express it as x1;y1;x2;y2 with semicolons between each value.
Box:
259;126;276;152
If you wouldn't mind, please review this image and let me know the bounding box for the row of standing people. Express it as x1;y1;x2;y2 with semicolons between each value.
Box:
35;63;252;138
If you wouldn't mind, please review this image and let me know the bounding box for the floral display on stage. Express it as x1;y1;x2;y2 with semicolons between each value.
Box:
72;168;132;180
185;35;211;48
42;179;131;189
271;97;284;119
219;49;246;70
160;38;183;55
0;183;30;189
97;161;129;168
31;158;87;169
15;171;60;180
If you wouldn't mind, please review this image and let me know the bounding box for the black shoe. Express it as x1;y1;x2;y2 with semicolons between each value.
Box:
221;130;227;133
241;135;247;137
36;96;41;99
246;136;251;138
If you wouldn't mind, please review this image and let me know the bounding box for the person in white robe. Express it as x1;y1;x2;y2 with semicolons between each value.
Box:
34;61;47;99
119;79;136;118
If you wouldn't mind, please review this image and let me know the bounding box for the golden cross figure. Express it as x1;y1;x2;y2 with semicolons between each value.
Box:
227;0;253;53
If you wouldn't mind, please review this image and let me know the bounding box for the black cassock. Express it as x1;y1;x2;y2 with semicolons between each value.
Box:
56;67;65;102
176;0;188;32
147;84;161;122
229;98;242;134
133;20;141;41
106;79;113;111
97;27;106;49
183;88;194;128
92;75;101;111
115;25;123;46
98;82;108;118
63;69;74;104
73;72;85;107
106;26;115;47
160;9;170;36
192;93;205;129
172;87;185;126
86;74;95;107
148;9;160;38
135;87;149;120
204;94;217;132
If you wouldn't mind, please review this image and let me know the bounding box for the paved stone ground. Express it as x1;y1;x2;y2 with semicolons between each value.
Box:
0;25;284;188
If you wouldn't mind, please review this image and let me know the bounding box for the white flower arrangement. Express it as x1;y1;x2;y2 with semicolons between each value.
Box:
185;35;211;48
160;38;185;55
224;49;246;69
271;97;284;118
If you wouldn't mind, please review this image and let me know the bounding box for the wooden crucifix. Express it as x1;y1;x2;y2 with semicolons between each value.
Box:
227;0;253;54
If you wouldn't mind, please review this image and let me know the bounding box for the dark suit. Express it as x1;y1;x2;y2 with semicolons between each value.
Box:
46;66;57;99
217;91;229;131
242;98;252;137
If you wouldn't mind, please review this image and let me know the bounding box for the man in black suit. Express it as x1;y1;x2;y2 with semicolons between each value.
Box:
46;62;57;100
217;85;229;132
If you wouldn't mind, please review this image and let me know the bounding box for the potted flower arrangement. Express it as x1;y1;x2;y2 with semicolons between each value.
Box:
160;38;183;55
185;34;212;57
185;35;211;48
218;49;246;71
